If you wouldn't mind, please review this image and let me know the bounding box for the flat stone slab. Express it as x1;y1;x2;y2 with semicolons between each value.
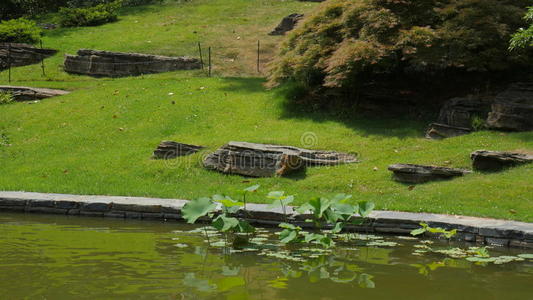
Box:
388;163;471;184
64;49;201;77
152;141;204;159
203;141;358;177
1;191;532;248
471;150;533;172
0;85;70;101
425;123;472;139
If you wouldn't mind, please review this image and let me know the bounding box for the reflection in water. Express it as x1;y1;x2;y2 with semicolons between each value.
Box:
0;212;532;299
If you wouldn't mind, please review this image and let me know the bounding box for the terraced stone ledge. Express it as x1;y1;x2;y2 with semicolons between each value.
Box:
0;191;532;249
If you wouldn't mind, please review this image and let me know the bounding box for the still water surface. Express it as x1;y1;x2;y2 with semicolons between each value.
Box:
0;212;532;299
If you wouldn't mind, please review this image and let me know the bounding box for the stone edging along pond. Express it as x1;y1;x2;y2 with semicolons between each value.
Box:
0;191;532;249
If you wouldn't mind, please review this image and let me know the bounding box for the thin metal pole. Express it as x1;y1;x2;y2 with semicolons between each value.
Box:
197;42;204;70
40;40;45;77
257;40;260;73
7;43;11;83
208;47;211;77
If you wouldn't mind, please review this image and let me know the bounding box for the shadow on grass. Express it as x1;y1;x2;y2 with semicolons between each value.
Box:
217;77;268;94
505;131;533;142
217;77;429;139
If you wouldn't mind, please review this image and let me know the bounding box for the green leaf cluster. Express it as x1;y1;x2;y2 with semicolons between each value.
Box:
410;223;457;239
0;92;15;105
510;7;533;50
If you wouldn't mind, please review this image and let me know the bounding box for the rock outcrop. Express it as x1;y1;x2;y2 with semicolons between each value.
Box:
388;164;471;184
0;43;56;70
471;150;533;172
0;85;70;101
426;96;491;139
486;83;533;131
269;14;304;35
204;141;358;177
64;49;201;77
152;141;204;159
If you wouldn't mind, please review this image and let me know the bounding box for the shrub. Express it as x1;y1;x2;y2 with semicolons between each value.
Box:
1;0;161;21
510;7;533;50
0;18;41;43
268;0;532;94
58;1;121;27
0;92;15;105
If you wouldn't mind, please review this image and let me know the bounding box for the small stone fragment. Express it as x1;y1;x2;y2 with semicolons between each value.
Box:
152;141;204;159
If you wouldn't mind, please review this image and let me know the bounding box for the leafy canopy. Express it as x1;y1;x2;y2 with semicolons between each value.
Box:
268;0;532;91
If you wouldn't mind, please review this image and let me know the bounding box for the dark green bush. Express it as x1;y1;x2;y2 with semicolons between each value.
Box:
58;1;121;27
0;18;42;43
1;0;165;21
268;0;533;93
1;0;68;20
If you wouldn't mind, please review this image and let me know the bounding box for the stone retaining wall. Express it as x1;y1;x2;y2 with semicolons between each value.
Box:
64;49;201;77
0;191;531;249
0;43;57;70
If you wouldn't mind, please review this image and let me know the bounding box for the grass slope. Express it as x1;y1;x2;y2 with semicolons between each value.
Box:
3;0;318;81
0;0;532;222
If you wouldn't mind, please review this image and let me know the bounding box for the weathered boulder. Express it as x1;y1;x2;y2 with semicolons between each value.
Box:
437;97;491;128
0;43;57;70
425;123;472;140
152;141;204;159
204;141;358;177
471;150;533;172
425;96;491;139
486;83;533;131
388;164;471;184
64;49;201;77
269;14;304;36
0;85;69;101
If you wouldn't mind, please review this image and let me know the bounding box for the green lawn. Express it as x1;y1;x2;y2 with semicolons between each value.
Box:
0;0;532;222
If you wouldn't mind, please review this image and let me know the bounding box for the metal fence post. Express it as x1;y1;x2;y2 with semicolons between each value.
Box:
257;40;260;73
208;47;211;77
197;42;204;71
40;40;46;77
7;43;12;83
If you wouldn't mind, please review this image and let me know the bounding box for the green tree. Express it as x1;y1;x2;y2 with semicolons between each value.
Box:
268;0;532;93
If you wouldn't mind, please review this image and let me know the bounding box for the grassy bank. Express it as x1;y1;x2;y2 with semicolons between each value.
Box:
1;76;532;221
0;0;532;222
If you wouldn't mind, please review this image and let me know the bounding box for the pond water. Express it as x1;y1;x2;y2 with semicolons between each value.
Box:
1;212;532;299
